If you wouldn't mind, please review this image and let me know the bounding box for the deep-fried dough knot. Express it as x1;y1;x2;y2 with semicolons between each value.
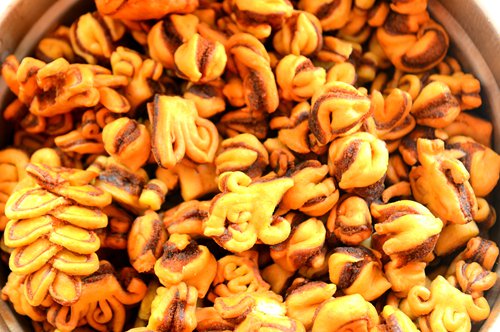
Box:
148;95;219;169
327;195;372;245
204;172;293;252
273;11;323;56
450;260;497;299
409;138;478;224
377;305;420;332
429;72;482;111
162;200;210;237
411;81;460;128
299;0;352;31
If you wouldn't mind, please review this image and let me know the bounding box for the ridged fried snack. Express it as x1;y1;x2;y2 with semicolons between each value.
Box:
273;10;323;56
327;195;372;246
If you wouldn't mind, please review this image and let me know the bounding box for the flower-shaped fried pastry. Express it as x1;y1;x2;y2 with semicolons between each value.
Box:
271;215;326;272
1;273;46;323
377;12;449;73
225;33;279;113
280;161;339;216
407;276;490;332
215;133;269;179
96;0;199;20
264;138;296;176
102;118;151;172
309;82;372;145
327;195;372;246
411;81;460;128
299;0;352;31
285;279;336;329
429;72;482;111
276;55;326;102
218;106;269;140
204;171;294;252
446;136;500;197
273;11;323;56
174;33;227;83
409;138;478;224
148;95;219;169
311;294;380;332
385;261;426;297
371;200;443;267
378;305;420;332
210;251;270;300
446;237;499;277
451;261;497;299
154;234;217;297
163;200;210;237
110;47;163;111
328;132;388;200
47;261;147;332
128;210;168;273
69;13;125;64
224;0;294;39
328;246;391;301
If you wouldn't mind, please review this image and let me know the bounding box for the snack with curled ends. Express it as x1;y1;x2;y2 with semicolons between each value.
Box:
215;133;269;179
210;251;270;300
147;14;199;69
128;210;168;273
377;305;420;332
327;195;372;246
328;246;391;301
377;11;449;73
398;125;448;166
95;0;199;20
95;204;133;250
110;46;163;111
217;106;269;140
102;118;151;172
264;138;296;177
446;136;500;197
311;294;380;332
309;81;372;145
154;233;217;298
299;0;352;31
407;275;490;332
276;55;326;102
371;200;443;267
316;36;353;64
148;95;219;169
328;132;388;200
285;279;336;329
235;310;305;332
225;33;279;114
46;261;147;332
446;237;499;277
429;72;482;111
203;171;294;253
411;81;460;128
385;261;426;298
35;26;75;63
69;12;125;64
273;11;323;56
409;138;478;224
162;200;210;237
449;260;497;299
223;0;294;39
184;81;226;118
270;214;326;272
434;218;479;257
1;273;46;323
174;33;227;83
280;161;339;216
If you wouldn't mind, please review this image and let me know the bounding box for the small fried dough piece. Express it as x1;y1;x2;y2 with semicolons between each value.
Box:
95;0;199;20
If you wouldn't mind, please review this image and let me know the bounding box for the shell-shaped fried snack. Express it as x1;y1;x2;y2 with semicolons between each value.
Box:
175;33;227;83
47;261;147;332
224;0;294;39
309;82;372;145
443;112;492;147
409;138;478;224
264;138;296;177
316;36;353;64
69;13;125;64
147;14;199;69
148;95;219;169
184;81;226;118
280;161;339;216
273;11;323;56
102;118;151;171
377;12;449;73
215;133;269;179
96;0;199;20
429;72;482;111
407;276;490;331
204;171;294;252
434;219;479;257
328;132;388;200
36;26;75;63
411;81;460;128
446;237;499;278
327;195;372;246
196;307;235;332
326;62;357;86
378;305;420;332
128;210;168;273
385;261;426;297
154;234;217;297
328;246;391;301
452;260;497;299
285;279;336;329
225;33;279;113
111;46;163;111
299;0;352;31
276;55;326;102
398;125;448;166
446;136;500;197
271;215;326;272
163;200;210;237
211;251;270;300
371;200;443;267
218;107;269;140
311;294;380;332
